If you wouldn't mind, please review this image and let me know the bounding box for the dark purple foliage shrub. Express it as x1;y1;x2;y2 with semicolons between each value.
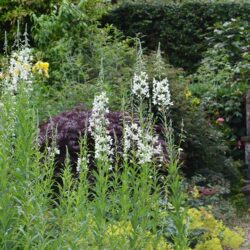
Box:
38;106;167;182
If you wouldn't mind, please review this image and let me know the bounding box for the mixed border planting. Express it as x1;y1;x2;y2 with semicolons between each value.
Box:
0;0;249;249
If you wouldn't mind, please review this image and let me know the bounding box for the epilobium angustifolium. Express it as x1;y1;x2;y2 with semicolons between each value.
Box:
47;146;60;159
89;91;114;162
123;122;163;164
152;77;173;110
132;71;150;99
76;156;88;173
152;43;173;110
132;40;150;99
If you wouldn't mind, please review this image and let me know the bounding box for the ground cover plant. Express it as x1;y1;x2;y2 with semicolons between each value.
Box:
0;0;249;249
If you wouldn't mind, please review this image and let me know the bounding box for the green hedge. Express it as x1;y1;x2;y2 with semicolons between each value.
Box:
102;1;250;72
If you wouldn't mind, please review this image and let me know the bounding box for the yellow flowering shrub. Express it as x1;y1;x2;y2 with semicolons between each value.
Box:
75;211;244;249
195;237;222;250
222;227;245;250
32;61;49;77
188;207;244;250
104;221;172;250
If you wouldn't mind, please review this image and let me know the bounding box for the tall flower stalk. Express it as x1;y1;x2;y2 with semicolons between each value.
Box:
131;40;150;105
153;43;173;112
88;66;114;237
89;91;113;163
130;42;189;249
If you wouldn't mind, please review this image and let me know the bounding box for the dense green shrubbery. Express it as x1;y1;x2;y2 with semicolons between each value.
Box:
0;1;134;118
31;0;135;109
190;18;249;161
102;1;250;72
0;1;248;248
188;18;249;202
0;42;189;249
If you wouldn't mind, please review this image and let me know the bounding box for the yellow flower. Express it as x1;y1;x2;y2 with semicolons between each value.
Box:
188;207;219;231
32;61;49;77
145;234;172;250
188;208;204;229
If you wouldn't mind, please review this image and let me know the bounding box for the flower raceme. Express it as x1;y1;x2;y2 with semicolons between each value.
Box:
131;71;173;111
152;77;173;110
132;71;150;99
88;92;114;163
123;122;163;164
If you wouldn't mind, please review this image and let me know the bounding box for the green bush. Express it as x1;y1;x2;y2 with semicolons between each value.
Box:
102;1;250;72
190;18;249;161
0;0;112;52
0;44;188;250
31;0;135;110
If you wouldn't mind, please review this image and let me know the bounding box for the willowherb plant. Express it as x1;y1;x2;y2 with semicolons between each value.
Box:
152;43;173;111
89;91;114;163
0;43;34;160
123;122;163;164
76;155;88;173
39;107;168;178
131;40;150;100
131;71;150;99
154;42;165;78
152;77;173;110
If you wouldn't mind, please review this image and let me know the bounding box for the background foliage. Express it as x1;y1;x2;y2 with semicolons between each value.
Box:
103;1;250;72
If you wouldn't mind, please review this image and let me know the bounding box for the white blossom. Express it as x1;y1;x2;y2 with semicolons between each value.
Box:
123;122;163;164
5;47;33;93
132;71;149;99
89;92;109;133
137;132;162;164
89;92;113;162
123;122;141;161
76;156;88;173
152;77;173;110
47;146;60;159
